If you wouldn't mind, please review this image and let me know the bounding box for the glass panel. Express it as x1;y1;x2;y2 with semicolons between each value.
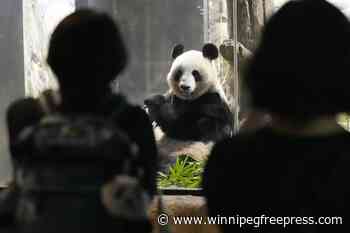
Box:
0;0;273;189
110;0;272;190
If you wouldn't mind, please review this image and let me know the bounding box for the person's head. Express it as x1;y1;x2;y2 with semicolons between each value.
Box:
47;9;127;93
245;0;350;123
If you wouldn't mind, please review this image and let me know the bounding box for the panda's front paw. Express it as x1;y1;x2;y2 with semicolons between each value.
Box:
144;94;167;122
144;94;166;108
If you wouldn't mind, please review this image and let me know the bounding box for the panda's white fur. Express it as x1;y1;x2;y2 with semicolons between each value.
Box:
153;46;228;163
153;124;214;162
167;50;228;103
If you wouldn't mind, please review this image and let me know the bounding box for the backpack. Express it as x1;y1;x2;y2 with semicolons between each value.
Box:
6;90;153;233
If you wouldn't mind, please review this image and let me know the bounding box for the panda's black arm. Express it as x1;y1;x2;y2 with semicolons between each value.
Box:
186;92;234;141
158;103;233;142
153;101;183;136
147;93;234;141
144;94;179;128
194;103;234;141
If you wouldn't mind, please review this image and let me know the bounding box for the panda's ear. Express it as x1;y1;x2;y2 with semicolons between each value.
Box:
171;44;184;59
203;43;219;60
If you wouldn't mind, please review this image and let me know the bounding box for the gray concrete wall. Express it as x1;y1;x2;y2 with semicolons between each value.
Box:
23;0;74;98
0;0;24;183
76;0;112;12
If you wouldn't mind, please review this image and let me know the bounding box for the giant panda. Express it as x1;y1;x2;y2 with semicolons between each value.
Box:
144;43;233;166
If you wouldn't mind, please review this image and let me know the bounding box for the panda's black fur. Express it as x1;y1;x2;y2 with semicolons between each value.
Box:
145;91;233;142
145;43;234;143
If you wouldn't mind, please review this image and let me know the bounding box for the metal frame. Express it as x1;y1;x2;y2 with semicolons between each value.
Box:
232;0;240;134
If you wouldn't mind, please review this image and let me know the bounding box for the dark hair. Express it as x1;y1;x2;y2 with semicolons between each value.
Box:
245;0;350;119
47;9;128;90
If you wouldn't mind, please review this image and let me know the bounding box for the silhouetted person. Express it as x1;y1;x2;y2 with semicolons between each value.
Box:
204;1;350;232
2;9;158;233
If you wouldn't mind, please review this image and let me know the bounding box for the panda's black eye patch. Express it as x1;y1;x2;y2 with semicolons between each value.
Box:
174;70;183;82
192;70;202;82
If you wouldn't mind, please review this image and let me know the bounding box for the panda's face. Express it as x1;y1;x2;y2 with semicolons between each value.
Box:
167;51;216;100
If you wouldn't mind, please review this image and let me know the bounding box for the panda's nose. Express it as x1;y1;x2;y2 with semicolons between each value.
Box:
180;84;190;91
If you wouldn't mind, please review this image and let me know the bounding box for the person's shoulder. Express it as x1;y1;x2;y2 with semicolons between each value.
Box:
8;97;40;113
6;97;44;143
206;131;269;173
203;135;259;200
203;132;270;195
212;131;261;155
7;97;42;122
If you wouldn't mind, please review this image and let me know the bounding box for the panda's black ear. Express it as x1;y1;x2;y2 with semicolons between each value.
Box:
203;43;219;60
171;44;184;59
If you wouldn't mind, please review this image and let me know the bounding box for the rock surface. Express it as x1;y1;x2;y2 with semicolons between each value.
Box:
23;0;75;97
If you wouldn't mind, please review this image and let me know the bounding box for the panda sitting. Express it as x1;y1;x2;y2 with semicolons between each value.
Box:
144;43;233;163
